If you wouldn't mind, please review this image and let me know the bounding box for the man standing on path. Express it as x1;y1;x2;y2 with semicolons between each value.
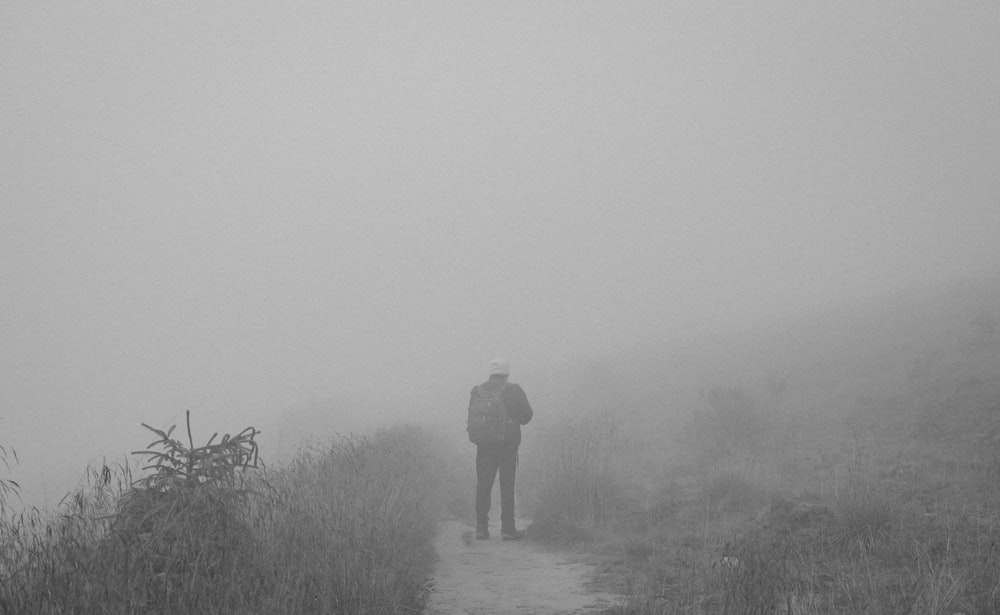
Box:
468;357;533;541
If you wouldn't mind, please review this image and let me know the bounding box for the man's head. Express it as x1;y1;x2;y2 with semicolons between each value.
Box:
487;357;510;378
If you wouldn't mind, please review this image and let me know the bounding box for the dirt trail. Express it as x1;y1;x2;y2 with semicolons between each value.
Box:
423;520;619;614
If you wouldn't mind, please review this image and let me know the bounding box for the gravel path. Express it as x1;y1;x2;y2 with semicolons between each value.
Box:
423;519;619;615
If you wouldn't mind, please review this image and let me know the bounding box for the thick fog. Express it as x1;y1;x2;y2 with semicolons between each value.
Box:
2;3;998;507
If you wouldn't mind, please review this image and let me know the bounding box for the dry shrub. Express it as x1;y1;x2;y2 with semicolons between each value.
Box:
705;472;767;517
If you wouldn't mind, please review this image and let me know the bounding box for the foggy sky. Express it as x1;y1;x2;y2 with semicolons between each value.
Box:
2;2;999;507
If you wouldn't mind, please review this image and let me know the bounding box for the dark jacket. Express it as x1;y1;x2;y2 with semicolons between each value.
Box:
471;375;533;446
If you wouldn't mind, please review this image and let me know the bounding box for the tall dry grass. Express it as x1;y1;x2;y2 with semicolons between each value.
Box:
254;425;442;614
0;421;444;614
522;410;634;544
0;442;18;518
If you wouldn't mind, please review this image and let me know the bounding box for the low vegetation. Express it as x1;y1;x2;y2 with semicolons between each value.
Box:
0;413;444;614
522;310;1000;614
2;280;997;614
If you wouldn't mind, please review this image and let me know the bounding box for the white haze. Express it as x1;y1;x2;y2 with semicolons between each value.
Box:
2;2;998;507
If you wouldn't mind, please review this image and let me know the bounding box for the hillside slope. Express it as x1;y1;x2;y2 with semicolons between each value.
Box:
517;272;1000;613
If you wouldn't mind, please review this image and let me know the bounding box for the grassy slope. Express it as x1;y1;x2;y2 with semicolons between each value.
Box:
0;424;448;614
521;273;1000;614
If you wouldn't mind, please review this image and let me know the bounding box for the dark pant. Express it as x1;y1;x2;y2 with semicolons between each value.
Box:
475;441;518;531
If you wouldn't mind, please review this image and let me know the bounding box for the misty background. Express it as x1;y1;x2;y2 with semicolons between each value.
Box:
2;3;998;508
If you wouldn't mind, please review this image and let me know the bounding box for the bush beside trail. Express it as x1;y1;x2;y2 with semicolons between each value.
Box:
0;421;445;614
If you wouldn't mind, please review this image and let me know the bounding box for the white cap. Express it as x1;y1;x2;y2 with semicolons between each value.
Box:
487;357;510;376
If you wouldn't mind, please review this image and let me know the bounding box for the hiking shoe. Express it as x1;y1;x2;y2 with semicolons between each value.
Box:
501;528;525;541
475;528;490;540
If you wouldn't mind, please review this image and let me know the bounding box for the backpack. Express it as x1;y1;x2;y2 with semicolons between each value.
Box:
466;383;509;445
